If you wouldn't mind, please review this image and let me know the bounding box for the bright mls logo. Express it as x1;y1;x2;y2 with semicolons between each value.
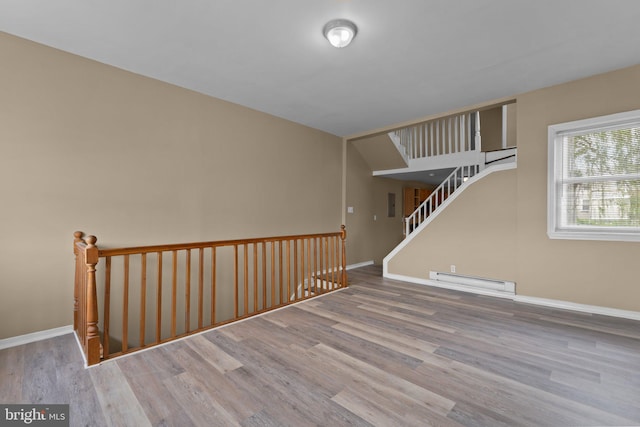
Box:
0;405;68;426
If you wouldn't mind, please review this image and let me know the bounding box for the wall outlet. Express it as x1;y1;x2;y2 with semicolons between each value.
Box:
373;214;377;221
450;265;456;273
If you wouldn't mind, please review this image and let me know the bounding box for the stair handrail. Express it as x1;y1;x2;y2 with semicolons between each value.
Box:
405;165;479;236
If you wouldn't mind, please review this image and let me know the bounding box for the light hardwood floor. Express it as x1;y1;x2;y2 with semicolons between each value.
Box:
2;265;640;426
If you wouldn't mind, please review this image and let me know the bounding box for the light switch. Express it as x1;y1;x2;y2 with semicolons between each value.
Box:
347;206;354;214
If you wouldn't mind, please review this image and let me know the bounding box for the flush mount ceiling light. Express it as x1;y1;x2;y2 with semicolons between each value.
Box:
323;19;357;48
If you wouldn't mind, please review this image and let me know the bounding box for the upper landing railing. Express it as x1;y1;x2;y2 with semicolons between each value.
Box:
73;227;347;366
390;111;481;162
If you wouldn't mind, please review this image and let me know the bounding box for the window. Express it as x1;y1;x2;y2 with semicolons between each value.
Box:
548;109;640;241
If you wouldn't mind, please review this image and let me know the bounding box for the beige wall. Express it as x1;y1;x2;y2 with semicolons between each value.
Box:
352;134;407;171
0;33;343;339
479;106;503;152
371;178;406;263
345;143;404;265
388;168;518;282
387;63;640;313
515;64;640;311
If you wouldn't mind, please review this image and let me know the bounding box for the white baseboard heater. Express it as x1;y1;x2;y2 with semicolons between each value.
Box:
428;271;515;295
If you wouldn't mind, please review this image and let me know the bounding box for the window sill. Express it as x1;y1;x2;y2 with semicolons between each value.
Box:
548;229;640;242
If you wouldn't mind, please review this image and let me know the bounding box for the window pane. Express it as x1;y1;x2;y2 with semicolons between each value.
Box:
561;179;640;228
564;126;640;178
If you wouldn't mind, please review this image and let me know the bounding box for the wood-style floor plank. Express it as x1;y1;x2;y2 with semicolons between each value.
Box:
0;344;24;403
1;265;639;426
90;362;151;427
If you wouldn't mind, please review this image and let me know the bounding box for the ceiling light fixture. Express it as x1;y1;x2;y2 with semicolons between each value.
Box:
323;19;357;48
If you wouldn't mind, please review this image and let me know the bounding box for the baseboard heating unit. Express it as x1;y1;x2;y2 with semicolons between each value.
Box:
428;271;515;296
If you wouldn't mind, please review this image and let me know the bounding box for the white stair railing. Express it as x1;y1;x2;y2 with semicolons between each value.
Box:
405;164;480;236
391;111;481;161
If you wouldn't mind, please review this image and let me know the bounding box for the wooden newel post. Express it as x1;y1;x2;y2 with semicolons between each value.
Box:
84;235;102;365
340;225;348;287
73;231;85;331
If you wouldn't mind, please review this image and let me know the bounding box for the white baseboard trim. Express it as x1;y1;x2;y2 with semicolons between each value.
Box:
347;260;374;270
73;330;89;368
513;295;640;321
385;272;640;321
0;325;73;350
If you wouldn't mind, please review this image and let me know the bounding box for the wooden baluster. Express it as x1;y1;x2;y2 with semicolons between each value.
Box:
331;236;340;289
198;248;204;329
313;237;318;294
84;235;101;365
323;236;331;291
279;241;284;305
317;237;323;294
171;250;177;338
318;237;324;294
155;251;162;343
293;239;298;300
243;244;249;315
103;256;111;358
185;249;191;333
140;253;146;348
211;246;216;325
270;242;275;308
306;238;312;297
253;243;258;312
286;240;291;301
123;254;129;353
234;245;239;318
328;236;334;290
261;242;267;311
341;225;348;288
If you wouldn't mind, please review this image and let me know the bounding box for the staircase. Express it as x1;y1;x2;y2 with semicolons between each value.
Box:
362;104;517;238
404;164;480;236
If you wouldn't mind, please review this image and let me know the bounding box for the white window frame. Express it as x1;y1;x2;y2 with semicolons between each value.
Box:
548;109;640;242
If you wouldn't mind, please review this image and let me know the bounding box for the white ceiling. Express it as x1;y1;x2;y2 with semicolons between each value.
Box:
2;0;640;137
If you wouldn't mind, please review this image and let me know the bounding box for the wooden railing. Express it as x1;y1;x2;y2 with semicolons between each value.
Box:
74;226;347;365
